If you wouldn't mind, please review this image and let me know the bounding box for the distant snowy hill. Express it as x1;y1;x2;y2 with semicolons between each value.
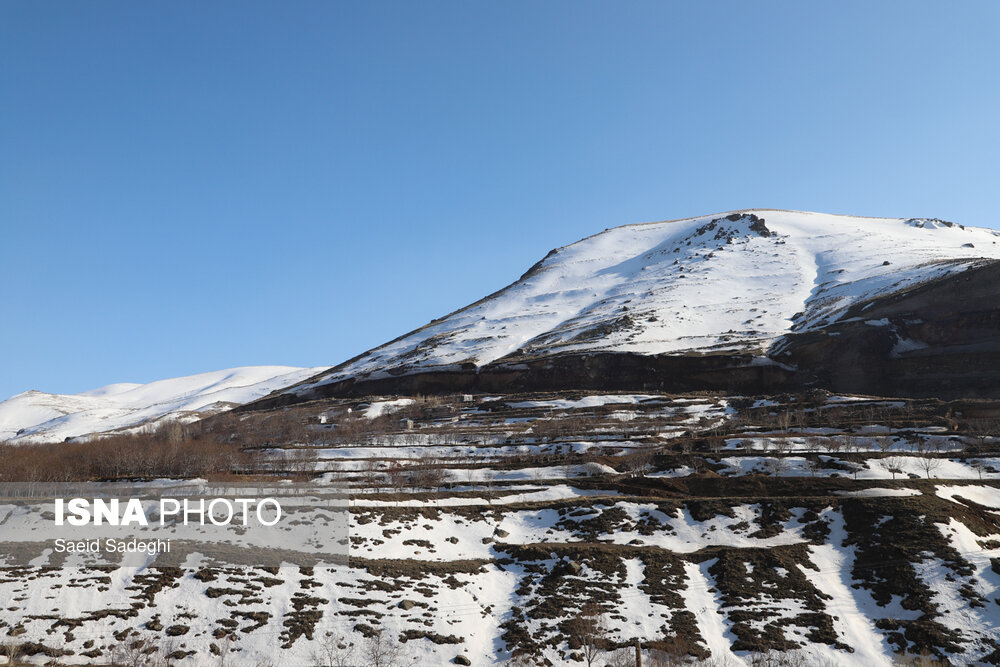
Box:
0;366;329;443
267;209;1000;401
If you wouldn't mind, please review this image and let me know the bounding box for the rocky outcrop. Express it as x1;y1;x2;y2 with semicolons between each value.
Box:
775;260;1000;398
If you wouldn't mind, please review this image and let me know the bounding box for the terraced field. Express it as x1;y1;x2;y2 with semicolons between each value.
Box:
4;391;1000;665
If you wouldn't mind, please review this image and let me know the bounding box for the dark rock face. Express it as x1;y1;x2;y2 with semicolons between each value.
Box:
251;351;796;408
691;213;771;243
775;260;1000;399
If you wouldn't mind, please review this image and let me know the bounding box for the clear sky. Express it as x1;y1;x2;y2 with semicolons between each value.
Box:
2;1;998;399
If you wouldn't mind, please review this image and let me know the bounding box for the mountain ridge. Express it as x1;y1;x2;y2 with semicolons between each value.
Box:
0;365;329;443
251;209;1000;404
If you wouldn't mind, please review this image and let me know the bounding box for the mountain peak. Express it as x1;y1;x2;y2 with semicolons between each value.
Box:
254;210;1000;403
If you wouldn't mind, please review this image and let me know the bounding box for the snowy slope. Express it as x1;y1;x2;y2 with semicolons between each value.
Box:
0;366;329;443
291;210;1000;394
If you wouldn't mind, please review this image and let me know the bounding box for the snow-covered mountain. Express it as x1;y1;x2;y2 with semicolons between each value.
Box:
0;366;329;443
270;210;1000;401
9;209;1000;438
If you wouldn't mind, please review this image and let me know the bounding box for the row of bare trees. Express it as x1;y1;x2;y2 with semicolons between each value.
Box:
355;453;449;494
0;432;264;482
312;628;410;667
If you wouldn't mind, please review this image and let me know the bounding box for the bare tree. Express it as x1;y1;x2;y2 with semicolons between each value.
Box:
483;470;496;504
805;458;822;477
604;647;635;667
967;419;1000;454
214;633;234;667
1;638;22;667
878;456;906;480
842;453;866;480
841;435;860;453
154;419;191;443
763;457;789;477
409;452;446;492
917;455;942;480
564;603;608;667
332;414;367;445
360;459;381;493
312;633;357;667
745;650;830;667
286;447;319;476
620;449;654;476
776;411;792;432
874;436;894;453
386;462;409;494
363;628;407;667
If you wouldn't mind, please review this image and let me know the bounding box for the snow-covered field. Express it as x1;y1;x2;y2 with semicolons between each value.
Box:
4;377;1000;663
7;481;1000;666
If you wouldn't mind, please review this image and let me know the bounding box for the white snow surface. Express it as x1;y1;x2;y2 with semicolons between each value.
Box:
506;394;660;410
834;488;923;498
0;366;329;443
936;485;1000;508
362;398;416;418
293;210;1000;392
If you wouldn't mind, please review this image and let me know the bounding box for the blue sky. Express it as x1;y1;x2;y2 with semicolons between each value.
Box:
1;1;998;399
